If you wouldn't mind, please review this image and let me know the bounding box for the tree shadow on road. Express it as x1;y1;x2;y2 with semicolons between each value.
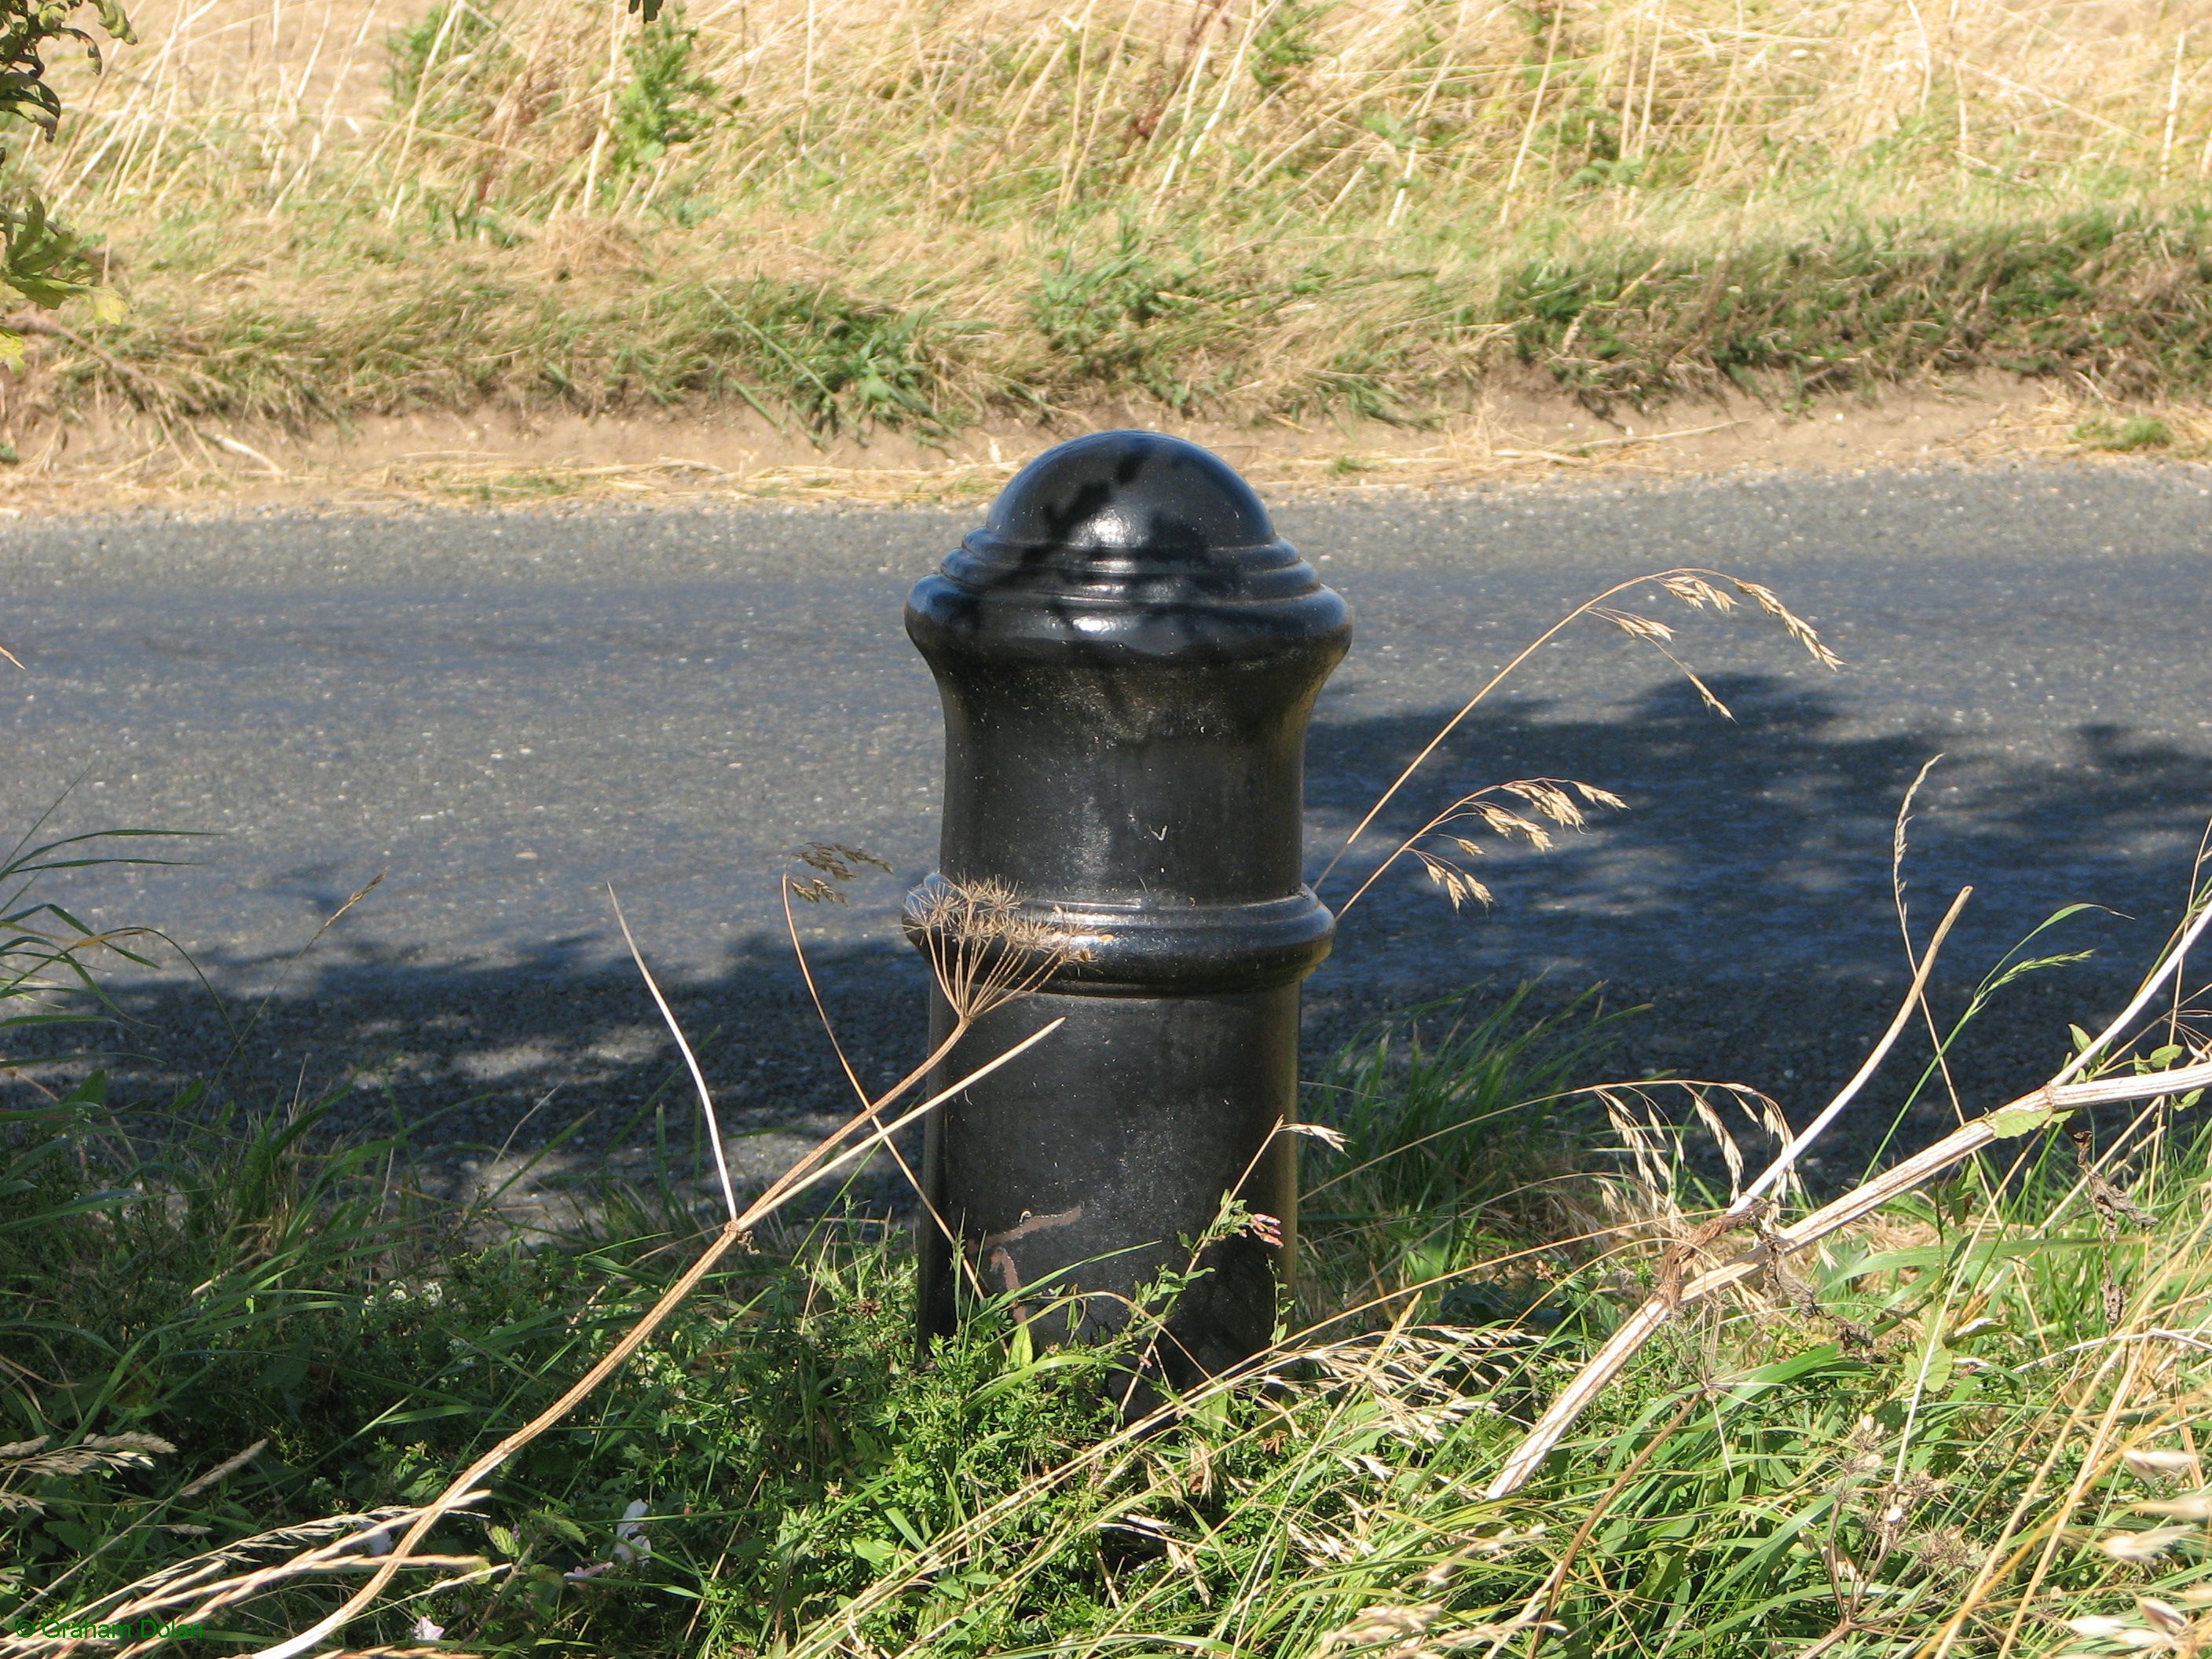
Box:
17;672;2207;1202
1309;670;2211;1181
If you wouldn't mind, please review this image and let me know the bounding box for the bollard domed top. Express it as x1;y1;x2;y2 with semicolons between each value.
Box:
910;432;1343;652
902;431;1335;659
981;430;1276;555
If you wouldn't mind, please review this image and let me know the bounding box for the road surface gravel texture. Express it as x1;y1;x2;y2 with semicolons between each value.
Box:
7;462;2210;1205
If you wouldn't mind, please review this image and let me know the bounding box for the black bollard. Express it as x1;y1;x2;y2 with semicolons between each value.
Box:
904;430;1351;1386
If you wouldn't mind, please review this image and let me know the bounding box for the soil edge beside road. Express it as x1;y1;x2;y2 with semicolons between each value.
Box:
0;374;2200;516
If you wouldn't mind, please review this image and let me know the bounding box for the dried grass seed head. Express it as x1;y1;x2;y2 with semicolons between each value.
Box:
1414;848;1492;911
904;873;1092;1020
1316;1601;1564;1655
1659;574;1738;612
787;840;893;906
1595;569;1843;720
2139;1493;2212;1520
2126;1448;2199;1481
1729;577;1844;670
1586;1078;1788;1231
1402;777;1623;913
0;1431;175;1511
1596;606;1676;645
2097;1524;2194;1562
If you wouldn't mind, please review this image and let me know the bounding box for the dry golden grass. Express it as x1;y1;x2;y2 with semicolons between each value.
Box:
2;0;2211;482
46;0;2212;226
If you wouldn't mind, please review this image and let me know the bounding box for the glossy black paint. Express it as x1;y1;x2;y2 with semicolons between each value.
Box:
905;430;1351;1382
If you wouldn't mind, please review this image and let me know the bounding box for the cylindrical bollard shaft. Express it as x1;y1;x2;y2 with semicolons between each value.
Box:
904;430;1351;1385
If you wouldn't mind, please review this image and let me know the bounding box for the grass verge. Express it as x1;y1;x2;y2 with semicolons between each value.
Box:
7;0;2212;454
24;206;2212;445
8;969;2212;1657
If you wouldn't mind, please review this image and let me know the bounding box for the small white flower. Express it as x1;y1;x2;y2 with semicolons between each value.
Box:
613;1498;653;1562
412;1614;445;1642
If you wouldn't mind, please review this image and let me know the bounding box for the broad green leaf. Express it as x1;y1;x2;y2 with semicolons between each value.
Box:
1987;1098;2065;1138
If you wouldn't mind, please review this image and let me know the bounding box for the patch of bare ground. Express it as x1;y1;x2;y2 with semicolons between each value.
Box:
0;372;2193;517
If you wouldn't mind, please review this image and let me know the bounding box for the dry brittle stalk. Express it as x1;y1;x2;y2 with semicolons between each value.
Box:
1318;568;1839;914
0;1500;493;1659
764;855;1092;1222
213;1024;1068;1659
773;843;969;1273
778;855;1093;1302
5;852;1082;1659
1484;891;2212;1503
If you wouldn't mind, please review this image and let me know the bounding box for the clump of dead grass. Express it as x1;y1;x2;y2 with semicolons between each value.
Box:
49;0;2212;232
0;0;2209;445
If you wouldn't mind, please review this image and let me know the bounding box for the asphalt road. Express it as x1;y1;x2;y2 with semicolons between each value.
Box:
9;462;2210;1197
